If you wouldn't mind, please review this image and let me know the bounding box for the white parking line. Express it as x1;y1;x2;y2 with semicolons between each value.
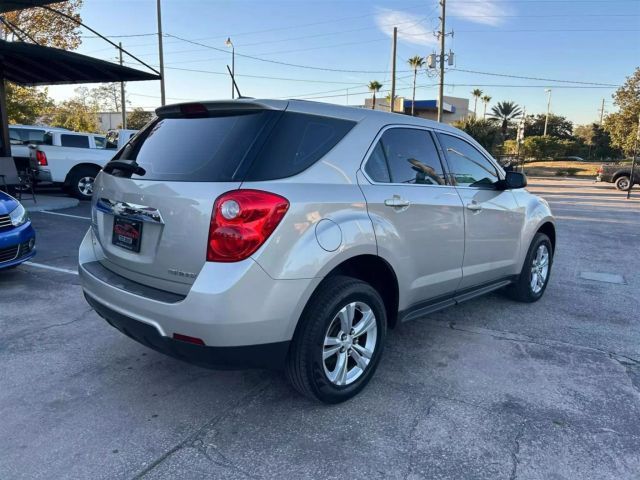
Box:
23;262;79;275
39;211;91;220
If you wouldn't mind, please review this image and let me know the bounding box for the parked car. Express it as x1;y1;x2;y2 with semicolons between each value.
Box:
29;128;137;200
79;100;555;403
596;163;638;190
553;156;585;162
0;190;36;270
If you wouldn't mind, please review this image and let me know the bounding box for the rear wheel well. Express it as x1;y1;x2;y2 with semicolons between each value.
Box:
537;222;556;253
64;163;102;186
326;255;400;328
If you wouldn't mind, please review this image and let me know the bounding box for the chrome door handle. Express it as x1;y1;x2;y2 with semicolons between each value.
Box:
466;201;482;212
384;195;410;209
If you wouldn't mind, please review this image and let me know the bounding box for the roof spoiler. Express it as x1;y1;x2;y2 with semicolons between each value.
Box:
155;100;288;119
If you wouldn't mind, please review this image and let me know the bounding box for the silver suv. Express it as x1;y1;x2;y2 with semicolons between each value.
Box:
79;100;555;403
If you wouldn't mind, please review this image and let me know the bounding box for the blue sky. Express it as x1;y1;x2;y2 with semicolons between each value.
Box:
47;0;640;125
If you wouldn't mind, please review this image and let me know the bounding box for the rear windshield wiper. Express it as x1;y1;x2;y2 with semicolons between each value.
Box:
103;160;146;176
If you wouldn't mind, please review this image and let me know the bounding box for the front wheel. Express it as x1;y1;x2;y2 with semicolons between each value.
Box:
615;176;631;191
286;275;387;403
505;232;553;303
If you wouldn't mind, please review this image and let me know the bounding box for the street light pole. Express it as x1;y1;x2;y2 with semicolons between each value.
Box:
119;42;127;129
543;88;552;136
156;0;166;106
226;37;235;99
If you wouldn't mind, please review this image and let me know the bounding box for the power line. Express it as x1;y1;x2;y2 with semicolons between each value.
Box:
450;68;619;86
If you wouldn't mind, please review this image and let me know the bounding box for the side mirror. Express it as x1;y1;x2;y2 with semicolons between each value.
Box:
500;171;527;190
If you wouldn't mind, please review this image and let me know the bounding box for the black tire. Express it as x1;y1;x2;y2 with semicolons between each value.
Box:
505;232;553;303
67;166;100;200
286;275;387;404
615;176;631;191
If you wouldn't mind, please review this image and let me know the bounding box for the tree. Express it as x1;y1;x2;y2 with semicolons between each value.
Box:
368;81;383;110
451;118;501;152
5;83;54;125
47;88;99;132
524;113;573;139
127;108;154;130
490;101;522;138
481;95;491;119
575;123;621;160
1;0;84;49
91;83;128;112
471;88;483;118
603;67;640;155
407;55;424;116
2;1;84;128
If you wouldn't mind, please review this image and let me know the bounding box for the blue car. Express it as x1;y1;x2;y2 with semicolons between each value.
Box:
0;191;36;269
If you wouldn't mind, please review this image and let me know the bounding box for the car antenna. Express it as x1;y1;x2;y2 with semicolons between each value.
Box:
226;65;249;99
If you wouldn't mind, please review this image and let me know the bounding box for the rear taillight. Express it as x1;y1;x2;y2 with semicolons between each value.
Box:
36;150;48;166
207;190;289;262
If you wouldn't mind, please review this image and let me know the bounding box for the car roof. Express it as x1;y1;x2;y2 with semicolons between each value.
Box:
10;124;69;131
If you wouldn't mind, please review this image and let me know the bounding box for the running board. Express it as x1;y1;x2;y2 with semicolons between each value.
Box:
399;278;514;323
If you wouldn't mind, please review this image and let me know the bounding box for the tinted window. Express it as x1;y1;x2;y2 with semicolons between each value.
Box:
438;134;498;187
364;142;391;183
94;136;106;149
368;128;446;185
9;128;47;145
244;112;355;181
110;111;354;182
61;134;90;149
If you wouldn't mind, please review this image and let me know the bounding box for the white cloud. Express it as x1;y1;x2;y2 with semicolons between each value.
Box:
374;9;438;47
448;1;513;27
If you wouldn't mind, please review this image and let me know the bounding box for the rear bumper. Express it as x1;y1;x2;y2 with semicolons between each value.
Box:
85;293;290;370
79;228;321;366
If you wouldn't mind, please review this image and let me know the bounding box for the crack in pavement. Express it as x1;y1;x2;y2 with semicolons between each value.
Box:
403;400;434;480
509;420;527;480
132;380;272;479
0;307;94;345
443;322;640;365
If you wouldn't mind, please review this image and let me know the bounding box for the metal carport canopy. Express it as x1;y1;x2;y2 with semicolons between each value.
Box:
0;39;160;159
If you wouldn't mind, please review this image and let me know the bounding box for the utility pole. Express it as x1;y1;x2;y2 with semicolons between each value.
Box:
390;26;397;113
156;0;166;106
627;113;640;200
543;88;552;136
437;0;446;122
598;98;605;125
118;42;127;129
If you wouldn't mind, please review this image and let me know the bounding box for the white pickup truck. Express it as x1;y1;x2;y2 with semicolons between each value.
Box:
30;129;137;200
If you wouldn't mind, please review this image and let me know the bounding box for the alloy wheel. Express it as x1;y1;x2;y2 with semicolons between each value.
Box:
530;244;550;294
322;301;377;386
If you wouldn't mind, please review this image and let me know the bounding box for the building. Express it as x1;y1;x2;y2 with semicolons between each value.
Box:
363;96;469;124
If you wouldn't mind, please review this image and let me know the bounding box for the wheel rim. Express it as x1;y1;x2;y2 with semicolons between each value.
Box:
530;244;550;294
322;301;377;386
78;177;94;196
618;178;630;190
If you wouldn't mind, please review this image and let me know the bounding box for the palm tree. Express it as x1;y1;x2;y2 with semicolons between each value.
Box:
481;95;492;119
368;81;383;110
407;55;425;116
471;88;483;118
490;100;523;137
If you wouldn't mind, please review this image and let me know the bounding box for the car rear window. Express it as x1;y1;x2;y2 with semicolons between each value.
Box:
109;110;355;182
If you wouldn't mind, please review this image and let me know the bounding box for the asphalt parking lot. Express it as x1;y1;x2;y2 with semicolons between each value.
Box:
1;178;639;480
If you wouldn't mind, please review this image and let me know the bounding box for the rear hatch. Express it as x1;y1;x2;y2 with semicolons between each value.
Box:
91;100;287;294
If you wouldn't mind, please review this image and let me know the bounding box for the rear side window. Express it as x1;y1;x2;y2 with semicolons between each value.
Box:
366;128;446;185
244;112;355;181
61;134;90;149
110;111;355;182
94;136;106;148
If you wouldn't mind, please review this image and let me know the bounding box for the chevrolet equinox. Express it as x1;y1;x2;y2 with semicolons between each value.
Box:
79;100;555;403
